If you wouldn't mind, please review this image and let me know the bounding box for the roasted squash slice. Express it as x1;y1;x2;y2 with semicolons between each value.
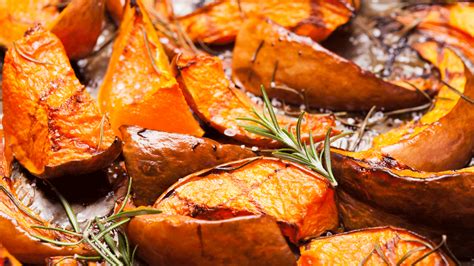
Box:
128;214;297;266
177;0;358;44
0;0;105;59
397;3;474;64
299;227;455;265
2;26;121;179
98;0;203;138
121;125;254;206
232;17;436;111
154;157;338;244
46;257;104;265
0;242;21;266
174;53;337;148
331;43;474;257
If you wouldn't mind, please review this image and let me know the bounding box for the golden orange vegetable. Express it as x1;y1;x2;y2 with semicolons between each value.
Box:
128;214;297;266
155;157;338;244
121;125;254;206
46;257;104;265
178;0;357;44
2;26;121;179
0;0;105;59
175;53;337;148
98;0;203;138
0;243;21;266
299;227;455;265
232;17;437;111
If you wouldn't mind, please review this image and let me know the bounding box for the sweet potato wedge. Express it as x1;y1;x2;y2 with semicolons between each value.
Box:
98;0;203;138
177;0;357;44
120;125;255;206
0;0;105;59
154;157;338;244
127;214;297;266
397;3;474;64
174;53;337;148
299;227;454;265
232;17;433;111
2;26;121;179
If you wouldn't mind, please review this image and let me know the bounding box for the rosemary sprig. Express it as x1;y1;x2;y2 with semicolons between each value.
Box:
31;178;161;265
237;86;339;186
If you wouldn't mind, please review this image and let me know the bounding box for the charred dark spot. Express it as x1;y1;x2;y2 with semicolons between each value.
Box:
162;189;176;200
192;142;201;151
197;224;204;256
137;129;147;138
274;169;280;173
212;144;217;151
4;258;12;266
298;50;302;56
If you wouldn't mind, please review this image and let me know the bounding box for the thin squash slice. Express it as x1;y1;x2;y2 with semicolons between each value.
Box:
98;0;203;138
2;26;121;179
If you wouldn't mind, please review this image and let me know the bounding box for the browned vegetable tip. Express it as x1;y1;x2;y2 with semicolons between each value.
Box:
127;214;297;266
174;52;338;148
120;125;255;206
0;0;105;59
154;157;339;244
331;43;474;258
232;16;437;111
299;226;455;265
177;0;358;45
2;26;121;179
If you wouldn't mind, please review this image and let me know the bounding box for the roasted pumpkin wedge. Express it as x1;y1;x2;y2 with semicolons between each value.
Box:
154;157;338;244
0;243;21;266
98;0;203;138
174;53;337;148
232;17;437;111
46;257;104;265
177;0;358;45
397;3;474;64
120;125;255;206
128;214;297;266
2;26;121;179
299;227;455;265
0;0;105;59
331;43;474;257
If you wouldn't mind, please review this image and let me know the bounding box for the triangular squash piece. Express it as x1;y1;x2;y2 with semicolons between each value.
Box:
2;26;121;179
98;0;203;138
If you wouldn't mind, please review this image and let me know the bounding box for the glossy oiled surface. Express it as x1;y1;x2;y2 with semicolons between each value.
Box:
155;157;338;243
232;17;433;111
175;53;337;148
299;227;452;265
128;214;297;266
121;125;254;206
98;1;203;138
2;26;120;179
178;0;357;44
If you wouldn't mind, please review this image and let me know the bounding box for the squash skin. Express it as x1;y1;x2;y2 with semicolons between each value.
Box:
2;26;121;179
232;17;434;111
127;214;297;266
0;0;105;59
98;0;204;138
299;227;454;265
154;157;339;244
174;53;337;148
331;43;474;258
120;125;255;206
177;0;357;44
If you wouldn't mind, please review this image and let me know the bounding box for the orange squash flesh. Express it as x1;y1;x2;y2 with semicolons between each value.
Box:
175;53;337;148
154;157;339;244
0;243;21;266
299;227;454;265
0;0;105;59
98;0;203;138
177;0;357;44
46;257;104;265
2;26;121;179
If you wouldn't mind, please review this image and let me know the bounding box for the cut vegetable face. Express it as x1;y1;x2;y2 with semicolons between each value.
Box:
128;214;297;266
232;17;435;111
175;53;337;148
98;0;203;138
154;157;338;244
2;26;121;179
299;227;454;265
178;0;358;44
0;0;105;59
120;125;255;206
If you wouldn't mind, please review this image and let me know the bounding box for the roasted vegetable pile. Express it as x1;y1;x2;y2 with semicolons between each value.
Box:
0;0;472;265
